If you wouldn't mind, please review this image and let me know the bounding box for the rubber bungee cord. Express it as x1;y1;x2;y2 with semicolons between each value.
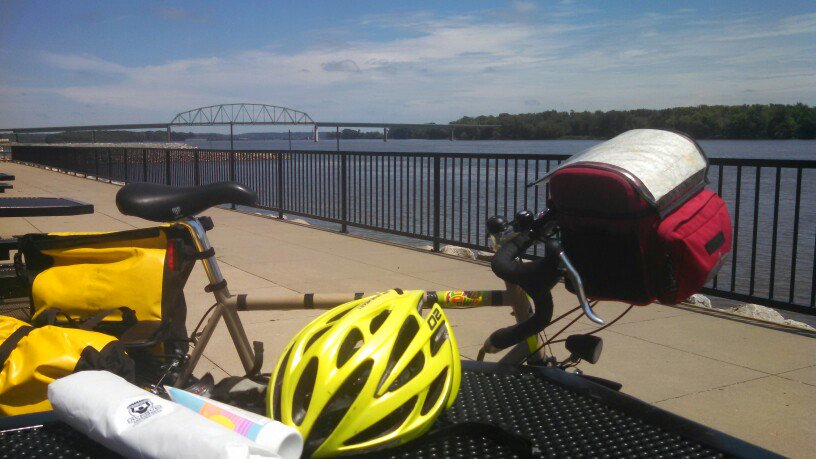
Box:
522;303;634;364
190;302;220;343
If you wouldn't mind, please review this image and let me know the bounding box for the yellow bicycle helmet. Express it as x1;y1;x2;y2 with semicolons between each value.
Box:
268;289;461;457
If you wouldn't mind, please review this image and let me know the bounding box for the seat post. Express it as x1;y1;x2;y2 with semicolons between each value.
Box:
176;217;256;381
179;217;230;302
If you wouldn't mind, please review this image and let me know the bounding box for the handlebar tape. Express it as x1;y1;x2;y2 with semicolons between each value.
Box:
489;232;561;350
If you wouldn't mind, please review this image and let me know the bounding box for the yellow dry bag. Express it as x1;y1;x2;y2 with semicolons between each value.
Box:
17;225;196;354
0;316;134;416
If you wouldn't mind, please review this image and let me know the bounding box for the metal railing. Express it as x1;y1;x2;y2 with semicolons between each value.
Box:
11;145;816;315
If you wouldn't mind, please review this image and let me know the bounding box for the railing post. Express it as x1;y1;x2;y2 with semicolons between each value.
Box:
230;123;235;210
165;149;171;185
123;149;128;182
95;149;100;180
229;151;236;209
194;150;200;186
336;126;347;232
276;152;284;219
142;149;148;182
341;153;348;232
432;156;441;252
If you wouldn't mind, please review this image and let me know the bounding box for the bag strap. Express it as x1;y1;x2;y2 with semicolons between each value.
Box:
80;307;138;331
33;307;78;327
33;307;137;331
0;325;34;369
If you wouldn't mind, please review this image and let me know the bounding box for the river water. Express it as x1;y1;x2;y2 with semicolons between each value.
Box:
184;138;815;315
186;138;816;160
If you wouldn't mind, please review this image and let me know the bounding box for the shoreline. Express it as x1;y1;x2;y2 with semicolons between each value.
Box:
7;141;198;149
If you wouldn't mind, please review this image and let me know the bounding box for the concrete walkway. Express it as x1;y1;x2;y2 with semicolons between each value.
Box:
2;161;815;457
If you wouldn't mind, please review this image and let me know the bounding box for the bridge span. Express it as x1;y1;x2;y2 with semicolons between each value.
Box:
1;103;497;146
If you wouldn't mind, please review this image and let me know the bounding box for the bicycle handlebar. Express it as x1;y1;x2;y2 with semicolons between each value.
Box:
487;231;561;350
485;217;604;352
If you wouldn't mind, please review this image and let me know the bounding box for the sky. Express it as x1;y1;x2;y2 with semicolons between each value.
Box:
0;0;814;128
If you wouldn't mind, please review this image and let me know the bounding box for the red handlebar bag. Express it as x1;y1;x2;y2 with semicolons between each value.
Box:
655;189;731;304
542;129;732;305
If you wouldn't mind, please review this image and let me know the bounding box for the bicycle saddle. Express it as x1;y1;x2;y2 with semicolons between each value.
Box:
116;181;257;222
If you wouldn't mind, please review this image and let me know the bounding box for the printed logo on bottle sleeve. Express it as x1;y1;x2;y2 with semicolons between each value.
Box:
126;399;163;425
113;396;172;432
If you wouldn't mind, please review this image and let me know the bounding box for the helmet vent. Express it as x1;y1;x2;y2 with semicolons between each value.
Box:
378;316;419;392
292;357;319;426
369;309;390;334
304;326;330;352
306;359;373;456
325;307;352;324
345;395;418;446
387;352;425;393
272;345;293;422
336;328;364;368
430;320;449;357
421;368;448;416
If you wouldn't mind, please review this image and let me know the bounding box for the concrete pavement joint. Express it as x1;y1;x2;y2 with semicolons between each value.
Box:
576;309;691;329
215;258;300;292
604;328;775;376
23;217;42;233
652;374;774;404
200;354;232;377
775;364;816;388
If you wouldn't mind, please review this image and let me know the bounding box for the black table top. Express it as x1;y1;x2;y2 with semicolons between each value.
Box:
0;197;94;217
0;362;779;459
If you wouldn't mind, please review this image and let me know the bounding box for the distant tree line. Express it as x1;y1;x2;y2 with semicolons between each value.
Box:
324;129;384;140
449;104;816;140
30;130;195;143
10;104;814;143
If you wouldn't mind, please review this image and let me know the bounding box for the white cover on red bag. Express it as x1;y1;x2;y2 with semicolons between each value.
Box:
533;129;708;210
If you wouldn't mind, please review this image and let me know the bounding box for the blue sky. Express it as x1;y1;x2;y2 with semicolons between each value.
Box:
1;0;814;127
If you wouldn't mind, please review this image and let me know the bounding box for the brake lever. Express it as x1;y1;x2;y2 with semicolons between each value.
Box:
486;215;511;251
557;250;604;325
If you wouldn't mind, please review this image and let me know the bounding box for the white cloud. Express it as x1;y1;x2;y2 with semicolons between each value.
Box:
321;60;361;73
513;2;537;13
39;52;130;74
1;8;814;126
712;12;816;41
154;6;208;23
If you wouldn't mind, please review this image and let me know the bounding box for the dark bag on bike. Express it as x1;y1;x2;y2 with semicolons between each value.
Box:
17;225;196;354
542;129;732;305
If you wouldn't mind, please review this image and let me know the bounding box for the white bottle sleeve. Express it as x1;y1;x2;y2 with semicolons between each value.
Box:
165;386;302;459
48;371;280;459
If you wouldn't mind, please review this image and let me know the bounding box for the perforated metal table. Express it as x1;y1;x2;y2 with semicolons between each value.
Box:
0;197;93;217
0;362;778;458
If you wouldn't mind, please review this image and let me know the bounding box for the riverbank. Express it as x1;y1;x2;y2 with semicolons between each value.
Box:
7;141;197;149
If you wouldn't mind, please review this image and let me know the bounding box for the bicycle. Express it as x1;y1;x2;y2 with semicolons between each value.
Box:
112;180;619;388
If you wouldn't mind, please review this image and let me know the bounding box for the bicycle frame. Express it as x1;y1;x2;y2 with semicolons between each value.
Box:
173;215;546;386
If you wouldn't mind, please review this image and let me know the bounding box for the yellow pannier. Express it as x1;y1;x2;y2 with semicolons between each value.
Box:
17;225;196;354
0;316;134;416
